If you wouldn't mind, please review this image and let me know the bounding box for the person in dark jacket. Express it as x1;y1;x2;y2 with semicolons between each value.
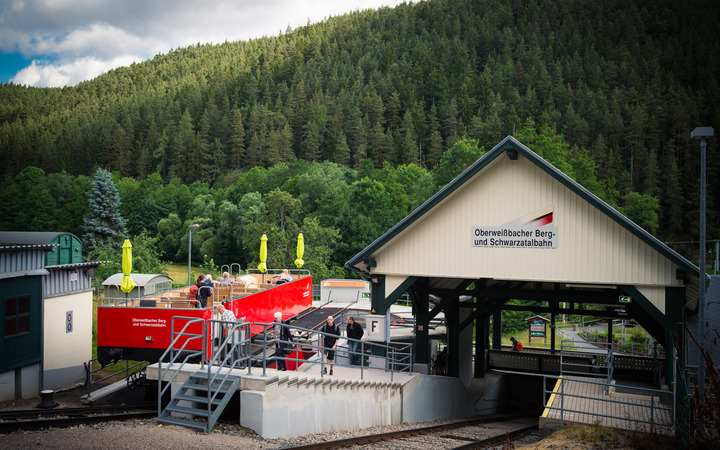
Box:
320;315;340;375
196;274;212;308
346;316;364;365
272;312;293;371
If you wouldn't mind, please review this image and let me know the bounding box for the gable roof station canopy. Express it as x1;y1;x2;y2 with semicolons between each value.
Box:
346;136;701;354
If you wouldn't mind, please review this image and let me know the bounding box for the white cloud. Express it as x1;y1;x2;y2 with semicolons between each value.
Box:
11;55;142;87
1;0;408;87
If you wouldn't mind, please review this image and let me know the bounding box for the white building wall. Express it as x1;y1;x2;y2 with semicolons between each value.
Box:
43;291;93;390
0;363;41;402
372;155;680;313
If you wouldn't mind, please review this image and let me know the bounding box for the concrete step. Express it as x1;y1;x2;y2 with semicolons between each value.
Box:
174;392;223;405
164;403;212;417
182;381;233;392
157;414;207;431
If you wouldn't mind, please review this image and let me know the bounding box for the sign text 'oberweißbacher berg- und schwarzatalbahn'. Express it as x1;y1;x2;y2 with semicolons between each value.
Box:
472;206;558;249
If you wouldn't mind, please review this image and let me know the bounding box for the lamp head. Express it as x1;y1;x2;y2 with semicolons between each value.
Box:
691;127;714;139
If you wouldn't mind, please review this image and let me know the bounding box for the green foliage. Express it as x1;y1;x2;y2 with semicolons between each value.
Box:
89;231;167;282
82;168;127;252
0;0;716;243
622;191;660;235
199;255;219;275
501;300;541;333
431;138;485;187
1;0;718;275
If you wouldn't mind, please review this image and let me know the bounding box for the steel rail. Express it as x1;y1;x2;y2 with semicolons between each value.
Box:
0;406;156;433
0;403;155;420
450;424;537;449
286;414;533;449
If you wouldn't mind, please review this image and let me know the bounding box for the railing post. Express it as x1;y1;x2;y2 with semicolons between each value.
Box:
206;320;212;423
560;376;565;426
650;391;655;431
262;323;268;376
360;341;365;380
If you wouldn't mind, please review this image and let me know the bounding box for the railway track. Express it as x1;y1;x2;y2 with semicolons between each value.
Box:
0;404;156;434
289;414;538;449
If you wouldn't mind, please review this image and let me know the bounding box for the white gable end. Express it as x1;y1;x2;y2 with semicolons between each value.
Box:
371;154;681;314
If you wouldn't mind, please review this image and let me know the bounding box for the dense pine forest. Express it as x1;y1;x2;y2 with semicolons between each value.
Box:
0;0;718;277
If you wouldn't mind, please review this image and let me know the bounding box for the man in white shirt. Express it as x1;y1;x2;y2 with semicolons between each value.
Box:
216;304;238;365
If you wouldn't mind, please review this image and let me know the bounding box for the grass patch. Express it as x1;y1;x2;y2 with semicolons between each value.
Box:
539;423;676;450
166;262;203;285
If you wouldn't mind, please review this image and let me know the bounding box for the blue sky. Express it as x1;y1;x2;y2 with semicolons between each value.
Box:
0;52;34;82
0;0;408;88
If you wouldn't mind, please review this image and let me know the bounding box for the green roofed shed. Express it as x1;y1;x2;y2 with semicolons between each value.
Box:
0;231;83;266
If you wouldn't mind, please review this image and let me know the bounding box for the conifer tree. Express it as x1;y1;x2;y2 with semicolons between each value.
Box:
82;168;127;252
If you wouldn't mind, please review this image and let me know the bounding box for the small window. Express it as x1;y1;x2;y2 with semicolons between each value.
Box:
4;296;30;337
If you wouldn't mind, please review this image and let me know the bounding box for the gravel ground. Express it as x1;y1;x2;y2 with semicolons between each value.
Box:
0;387;544;449
1;419;544;450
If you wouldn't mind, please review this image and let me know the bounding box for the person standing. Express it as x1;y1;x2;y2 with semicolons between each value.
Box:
346;316;364;365
273;312;293;371
216;304;238;365
320;315;340;375
197;274;212;308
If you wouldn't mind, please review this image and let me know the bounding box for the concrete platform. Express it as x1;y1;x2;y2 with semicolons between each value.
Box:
82;379;128;405
146;361;481;439
540;376;673;434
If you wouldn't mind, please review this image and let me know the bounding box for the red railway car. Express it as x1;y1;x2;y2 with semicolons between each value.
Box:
96;271;312;365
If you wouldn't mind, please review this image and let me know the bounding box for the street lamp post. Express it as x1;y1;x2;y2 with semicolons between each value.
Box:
691;126;714;394
187;223;200;285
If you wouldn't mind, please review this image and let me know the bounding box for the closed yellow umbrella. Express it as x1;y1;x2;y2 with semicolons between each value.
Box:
294;232;304;268
120;239;135;293
257;233;268;273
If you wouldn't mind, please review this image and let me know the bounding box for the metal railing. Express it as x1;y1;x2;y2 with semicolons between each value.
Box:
219;263;242;277
84;357;147;397
256;321;414;381
193;319;253;426
576;326;665;358
205;318;253;371
560;339;613;394
157;317;207;418
543;374;674;432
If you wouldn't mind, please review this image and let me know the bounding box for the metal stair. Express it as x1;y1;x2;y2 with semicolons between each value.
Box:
158;371;241;433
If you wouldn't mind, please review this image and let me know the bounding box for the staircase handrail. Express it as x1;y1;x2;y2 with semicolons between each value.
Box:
201;319;252;425
157;316;206;420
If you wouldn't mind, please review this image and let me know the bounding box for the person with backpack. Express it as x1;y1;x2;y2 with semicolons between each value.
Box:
187;282;199;304
191;274;212;308
510;336;523;351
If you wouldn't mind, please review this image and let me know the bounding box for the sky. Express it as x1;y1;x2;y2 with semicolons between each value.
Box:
0;0;408;88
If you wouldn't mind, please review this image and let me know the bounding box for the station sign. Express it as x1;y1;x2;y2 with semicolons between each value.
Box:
366;314;385;341
472;206;557;249
529;319;546;337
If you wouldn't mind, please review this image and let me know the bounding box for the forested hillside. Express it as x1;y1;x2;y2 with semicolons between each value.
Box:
0;0;718;272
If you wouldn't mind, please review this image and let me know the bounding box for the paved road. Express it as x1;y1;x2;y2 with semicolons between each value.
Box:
555;323;612;355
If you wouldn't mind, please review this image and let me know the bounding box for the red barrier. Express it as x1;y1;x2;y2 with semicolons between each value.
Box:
97;306;211;352
224;276;313;334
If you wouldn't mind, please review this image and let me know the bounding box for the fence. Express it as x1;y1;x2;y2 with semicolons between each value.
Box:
543;374;674;433
257;321;414;381
85;357;148;397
